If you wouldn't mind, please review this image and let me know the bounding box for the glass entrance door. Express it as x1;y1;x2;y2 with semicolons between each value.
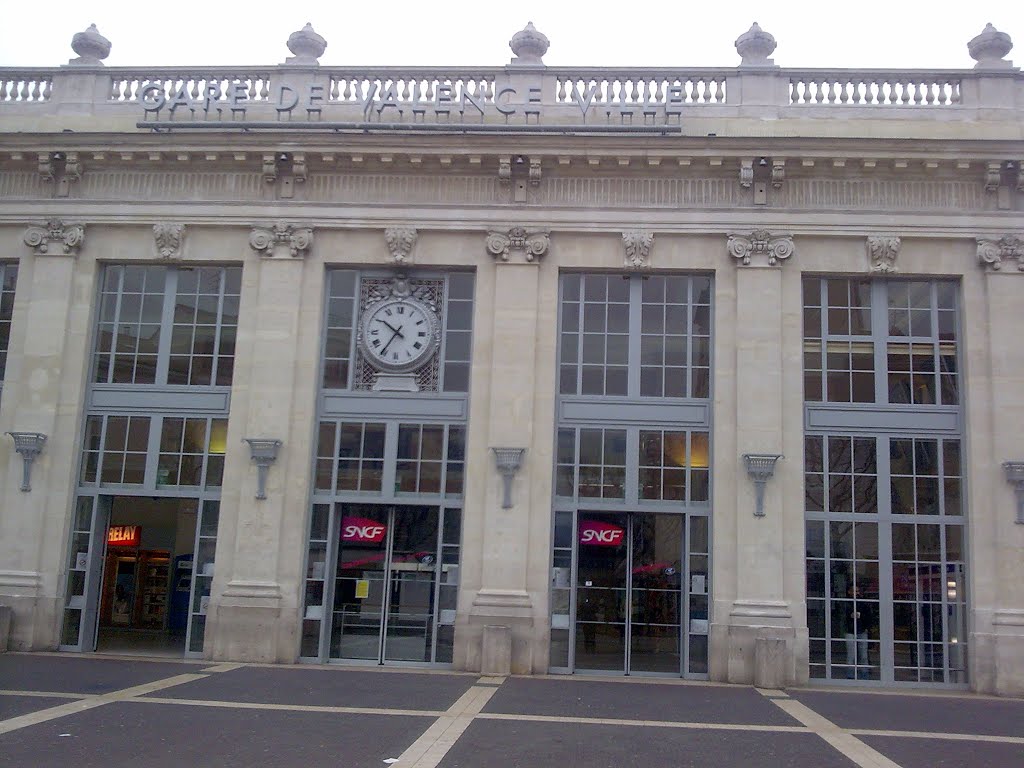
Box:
325;504;456;665
574;512;685;674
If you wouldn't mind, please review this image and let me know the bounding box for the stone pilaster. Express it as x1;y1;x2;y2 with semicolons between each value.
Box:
459;236;551;674
206;240;314;662
970;261;1024;695
710;236;806;686
0;229;94;649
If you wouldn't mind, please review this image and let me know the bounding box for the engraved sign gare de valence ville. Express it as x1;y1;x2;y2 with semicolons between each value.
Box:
0;19;1023;697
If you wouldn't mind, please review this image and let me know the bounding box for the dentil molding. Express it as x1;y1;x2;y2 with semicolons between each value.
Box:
23;219;85;256
977;235;1024;271
727;229;794;267
623;230;654;269
867;236;900;272
486;227;549;262
249;222;313;258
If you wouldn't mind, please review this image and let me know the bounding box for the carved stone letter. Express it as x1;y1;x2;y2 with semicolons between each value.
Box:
249;222;313;258
486;227;549;263
384;227;417;264
154;223;186;259
867;236;900;273
622;230;654;269
727;230;794;267
23;219;85;257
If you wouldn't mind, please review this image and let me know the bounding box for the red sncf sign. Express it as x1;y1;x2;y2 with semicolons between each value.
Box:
578;520;625;547
341;517;387;543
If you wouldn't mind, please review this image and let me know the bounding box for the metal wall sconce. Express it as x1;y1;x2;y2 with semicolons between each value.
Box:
243;438;282;500
492;447;526;509
6;431;47;492
1003;461;1024;524
743;453;782;517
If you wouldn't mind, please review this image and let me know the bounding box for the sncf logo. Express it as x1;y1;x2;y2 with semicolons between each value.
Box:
341;516;387;543
579;520;625;546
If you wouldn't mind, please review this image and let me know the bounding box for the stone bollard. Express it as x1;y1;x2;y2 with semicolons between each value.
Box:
481;625;512;676
0;605;11;652
753;635;786;689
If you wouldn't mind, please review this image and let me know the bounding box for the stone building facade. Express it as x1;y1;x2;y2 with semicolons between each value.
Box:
1;21;1023;695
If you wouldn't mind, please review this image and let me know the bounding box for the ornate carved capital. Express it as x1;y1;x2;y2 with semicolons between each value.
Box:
153;223;186;259
249;222;313;258
623;230;654;269
977;235;1024;271
486;227;549;263
727;230;793;267
867;236;900;273
23;219;84;257
384;227;417;264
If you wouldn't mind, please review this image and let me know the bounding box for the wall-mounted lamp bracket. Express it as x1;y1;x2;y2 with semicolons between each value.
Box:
1003;461;1024;524
243;438;282;500
743;453;782;517
492;447;526;509
6;431;47;491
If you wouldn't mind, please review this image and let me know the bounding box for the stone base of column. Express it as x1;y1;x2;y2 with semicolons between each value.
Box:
207;581;288;663
0;587;59;651
457;589;538;675
973;611;1024;696
710;600;808;686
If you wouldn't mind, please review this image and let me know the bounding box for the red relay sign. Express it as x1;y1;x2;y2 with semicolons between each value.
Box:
107;525;140;547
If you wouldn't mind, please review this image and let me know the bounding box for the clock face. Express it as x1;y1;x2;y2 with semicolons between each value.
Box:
359;297;439;373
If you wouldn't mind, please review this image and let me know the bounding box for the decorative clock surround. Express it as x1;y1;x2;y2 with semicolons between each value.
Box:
354;275;444;392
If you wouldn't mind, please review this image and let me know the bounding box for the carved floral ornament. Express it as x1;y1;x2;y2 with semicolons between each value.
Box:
23;219;85;257
623;230;654;269
977;235;1024;271
486;227;549;262
384;227;417;264
867;236;901;273
727;230;794;267
154;223;186;259
249;222;313;258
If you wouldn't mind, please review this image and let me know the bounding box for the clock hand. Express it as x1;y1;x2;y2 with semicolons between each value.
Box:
380;329;399;356
378;319;403;336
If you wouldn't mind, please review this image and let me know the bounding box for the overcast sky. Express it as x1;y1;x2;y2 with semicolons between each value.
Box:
0;1;1021;70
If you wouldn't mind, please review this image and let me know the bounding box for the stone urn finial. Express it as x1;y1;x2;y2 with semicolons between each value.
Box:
509;21;549;66
68;23;111;67
968;23;1014;69
284;22;327;65
735;21;777;67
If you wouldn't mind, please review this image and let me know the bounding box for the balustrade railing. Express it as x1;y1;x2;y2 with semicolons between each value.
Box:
325;68;498;105
788;70;964;106
107;68;278;102
0;69;58;102
552;69;730;105
0;64;1018;118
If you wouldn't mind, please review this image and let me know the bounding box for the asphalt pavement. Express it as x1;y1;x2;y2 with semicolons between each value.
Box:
1;653;1021;767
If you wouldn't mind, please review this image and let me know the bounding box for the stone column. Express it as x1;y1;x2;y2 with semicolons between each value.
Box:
206;225;314;662
461;230;550;674
710;231;805;685
973;242;1024;695
0;221;92;649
